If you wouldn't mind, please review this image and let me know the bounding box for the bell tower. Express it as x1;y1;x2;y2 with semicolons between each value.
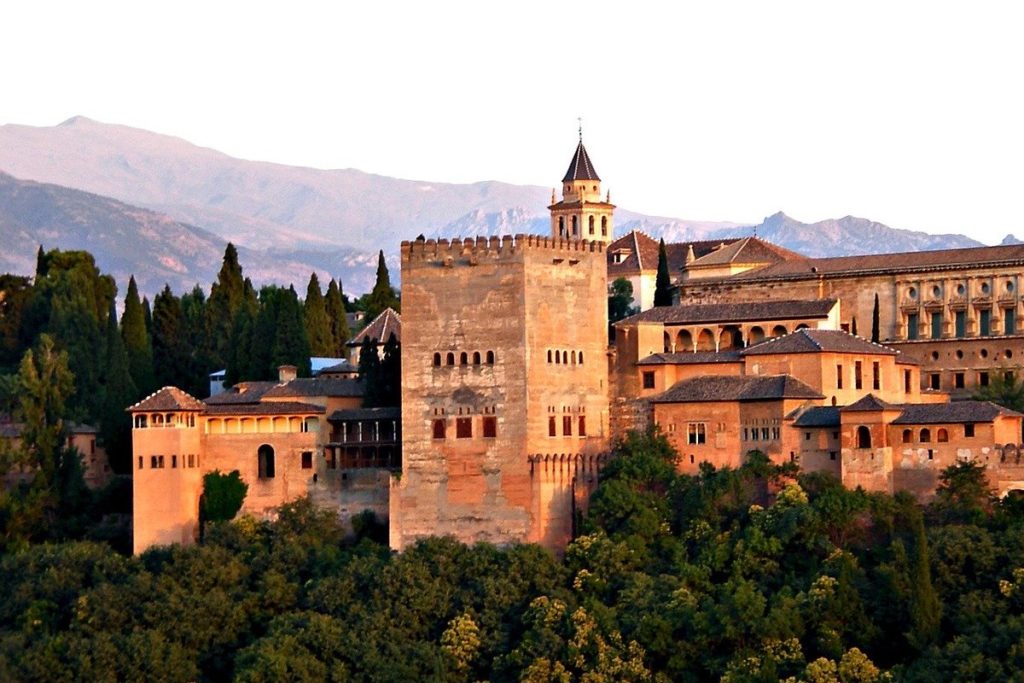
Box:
549;130;615;244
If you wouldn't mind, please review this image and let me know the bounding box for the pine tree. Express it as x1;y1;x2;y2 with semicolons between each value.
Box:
206;243;245;368
303;273;333;357
654;239;673;307
100;301;136;474
380;332;401;406
365;250;400;320
871;293;881;343
357;336;382;407
121;276;155;396
325;278;351;357
151;286;190;389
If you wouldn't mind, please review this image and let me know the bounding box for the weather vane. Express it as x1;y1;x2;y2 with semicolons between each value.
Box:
577;117;582;141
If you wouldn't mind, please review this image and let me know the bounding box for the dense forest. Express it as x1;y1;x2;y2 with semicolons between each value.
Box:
0;244;399;552
2;430;1024;681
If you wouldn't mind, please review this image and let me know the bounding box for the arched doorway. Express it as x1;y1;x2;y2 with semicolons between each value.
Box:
856;426;872;449
719;326;743;350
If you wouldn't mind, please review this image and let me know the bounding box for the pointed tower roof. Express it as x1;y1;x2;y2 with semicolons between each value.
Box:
562;140;601;182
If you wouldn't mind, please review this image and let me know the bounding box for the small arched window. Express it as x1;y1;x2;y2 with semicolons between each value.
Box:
472;351;481;365
446;352;455;366
555;352;560;365
558;216;565;236
588;216;595;235
486;351;495;364
857;426;872;449
135;414;148;428
258;444;275;479
571;351;576;365
460;352;468;365
902;429;912;443
433;352;441;367
937;428;949;443
562;351;568;364
571;216;578;235
601;216;608;236
920;428;931;443
547;350;552;363
579;352;583;365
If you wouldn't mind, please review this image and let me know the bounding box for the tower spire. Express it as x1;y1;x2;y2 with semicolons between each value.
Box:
549;128;615;245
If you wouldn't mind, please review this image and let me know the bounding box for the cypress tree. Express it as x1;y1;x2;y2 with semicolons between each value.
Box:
248;286;280;381
121;276;155;396
654;238;673;307
303;273;333;357
272;286;312;377
357;335;382;407
380;332;401;407
206;243;245;368
871;293;881;343
365;250;400;320
181;285;211;398
100;300;136;474
225;302;257;386
151;286;190;389
142;297;153;338
907;510;942;650
326;278;351;357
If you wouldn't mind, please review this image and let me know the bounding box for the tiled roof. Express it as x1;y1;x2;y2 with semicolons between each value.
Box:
316;360;358;376
741;329;898;356
706;243;1024;283
203;381;278;405
892;401;1022;425
562;140;600;182
651;374;823;403
349;308;401;347
128;386;205;412
637;351;743;365
204;401;325;416
842;394;899;412
792;406;841;428
619;299;837;326
262;377;364;399
328;406;401;422
606;231;732;276
687;236;803;268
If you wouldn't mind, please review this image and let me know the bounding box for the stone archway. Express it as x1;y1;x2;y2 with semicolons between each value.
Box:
696;328;715;352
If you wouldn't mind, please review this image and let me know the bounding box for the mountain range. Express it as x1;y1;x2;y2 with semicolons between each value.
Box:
0;116;1014;295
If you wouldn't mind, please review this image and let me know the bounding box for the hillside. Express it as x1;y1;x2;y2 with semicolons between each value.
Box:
0;172;377;295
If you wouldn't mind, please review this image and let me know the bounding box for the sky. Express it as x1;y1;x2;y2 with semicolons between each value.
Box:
2;1;1023;243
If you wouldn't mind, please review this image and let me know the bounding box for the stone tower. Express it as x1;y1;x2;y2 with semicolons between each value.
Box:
549;136;615;244
392;235;610;552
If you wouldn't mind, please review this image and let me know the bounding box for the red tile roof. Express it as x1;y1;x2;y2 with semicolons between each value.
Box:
204;401;325;416
620;299;837;326
127;387;205;412
350;308;401;347
562;140;600;182
651;374;823;403
687;236;803;268
741;329;898;357
607;231;731;276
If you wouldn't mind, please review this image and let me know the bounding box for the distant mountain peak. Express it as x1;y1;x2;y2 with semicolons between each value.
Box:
58;115;95;127
1000;234;1023;246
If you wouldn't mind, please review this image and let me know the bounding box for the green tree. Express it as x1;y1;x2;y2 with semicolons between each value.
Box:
379;332;401;407
608;277;637;324
654;238;673;307
364;250;400;320
973;368;1024;412
357;336;382;407
272;286;312;377
325;278;351;357
0;274;32;371
303;273;333;357
206;243;245;368
200;470;248;524
99;301;136;474
180;284;212;398
932;460;995;523
906;510;942;650
121;275;155;396
151;286;190;389
871;293;881;343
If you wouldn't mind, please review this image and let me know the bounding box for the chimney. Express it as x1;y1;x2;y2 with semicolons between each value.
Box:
278;365;297;383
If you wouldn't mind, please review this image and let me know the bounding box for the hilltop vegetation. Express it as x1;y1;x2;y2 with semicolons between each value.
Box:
3;430;1024;681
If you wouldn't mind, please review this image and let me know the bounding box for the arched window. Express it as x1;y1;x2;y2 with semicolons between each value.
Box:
571;350;576;364
937;428;949;443
902;429;912;443
555;352;560;365
562;351;568;364
472;351;481;365
258;444;275;479
558;216;565;236
588;216;595;235
571;216;578;235
772;325;788;337
460;352;468;365
547;349;553;363
153;413;164;426
664;332;672;353
446;352;455;366
134;414;148;428
579;352;583;365
486;351;495;364
433;352;441;367
857;426;872;449
601;216;608;236
920;428;931;443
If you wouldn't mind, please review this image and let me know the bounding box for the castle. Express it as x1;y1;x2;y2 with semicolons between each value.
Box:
130;135;1024;554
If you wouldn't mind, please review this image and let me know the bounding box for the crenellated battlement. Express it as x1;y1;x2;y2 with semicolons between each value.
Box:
401;234;606;264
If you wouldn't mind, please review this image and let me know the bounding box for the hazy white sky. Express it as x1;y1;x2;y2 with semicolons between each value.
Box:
2;1;1022;242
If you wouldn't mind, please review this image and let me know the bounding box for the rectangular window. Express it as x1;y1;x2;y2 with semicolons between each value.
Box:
548;416;556;437
904;369;912;393
979;371;990;387
772;427;780;440
432;419;446;439
456;417;472;439
954;372;965;389
930;373;941;390
483;416;497;438
301;451;313;469
563;415;572;436
872;361;881;390
1005;308;1016;335
805;432;811;441
980;309;991;336
157;455;165;469
907;313;919;340
836;364;843;389
687;423;706;445
955;310;966;338
830;451;837;461
578;416;586;437
138;456;143;470
832;431;839;440
642;371;655;389
171;455;177;469
761;427;770;440
151;455;158;469
743;427;749;441
931;311;942;340
188;454;195;468
965;423;975;437
855;361;863;390
751;428;759;441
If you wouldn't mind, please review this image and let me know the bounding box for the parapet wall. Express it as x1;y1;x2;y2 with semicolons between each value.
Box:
401;235;606;264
